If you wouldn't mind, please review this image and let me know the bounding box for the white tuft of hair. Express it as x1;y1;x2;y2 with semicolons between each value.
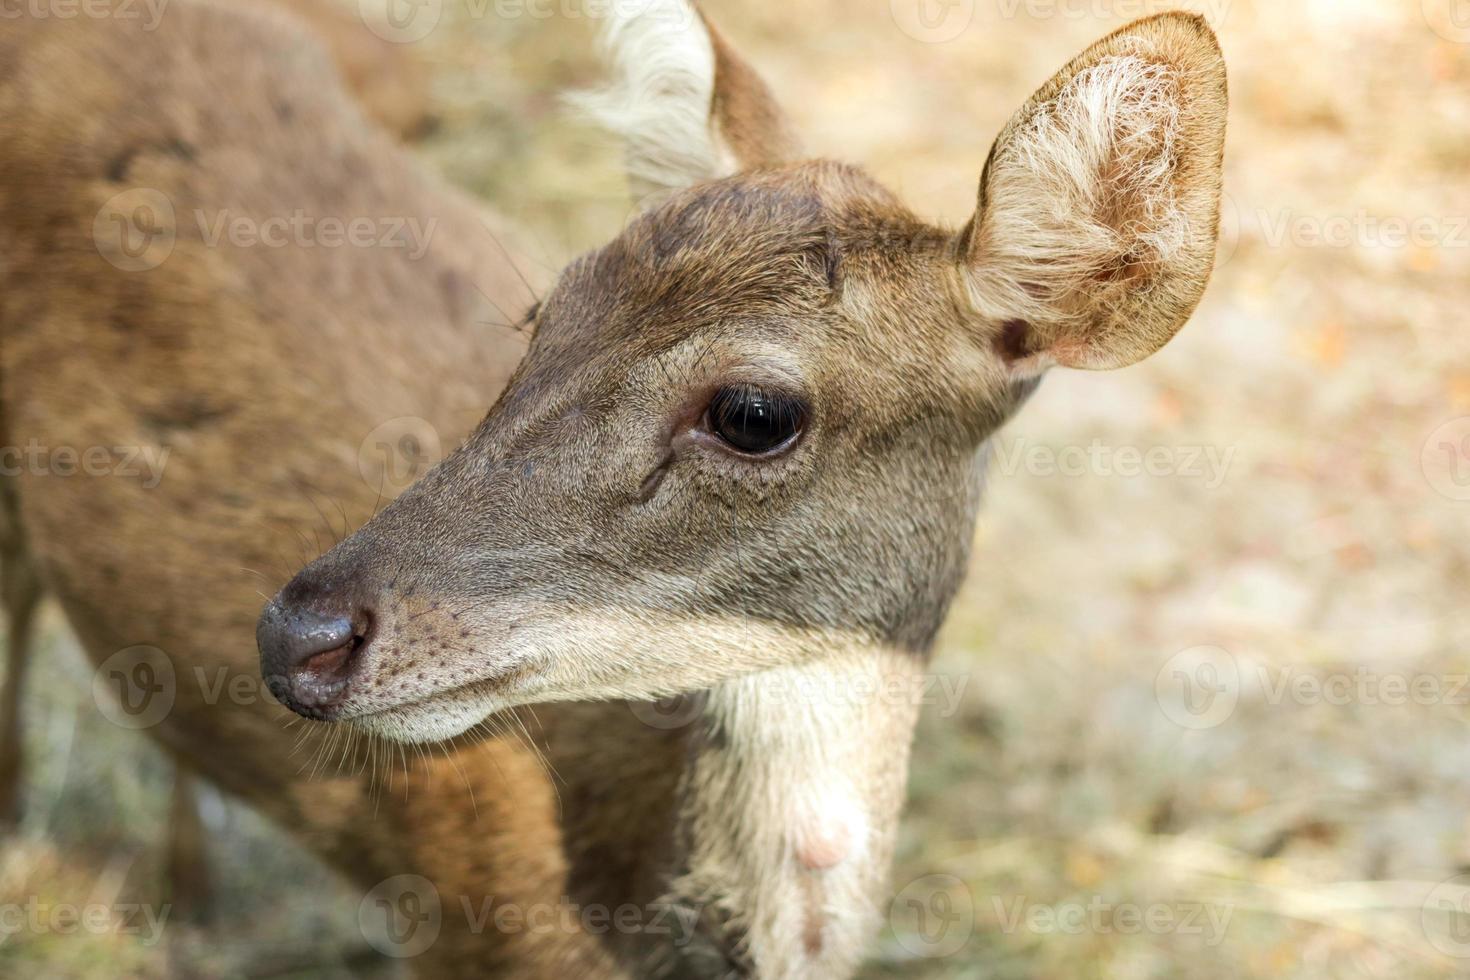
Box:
970;51;1188;347
569;0;732;201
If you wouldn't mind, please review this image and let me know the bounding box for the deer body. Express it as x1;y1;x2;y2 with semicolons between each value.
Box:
0;4;624;975
0;2;1226;977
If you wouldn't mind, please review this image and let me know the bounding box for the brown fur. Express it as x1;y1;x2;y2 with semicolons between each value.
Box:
0;3;616;975
0;0;436;929
272;0;435;141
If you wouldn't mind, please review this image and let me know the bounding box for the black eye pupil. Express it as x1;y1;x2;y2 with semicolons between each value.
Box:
707;385;806;455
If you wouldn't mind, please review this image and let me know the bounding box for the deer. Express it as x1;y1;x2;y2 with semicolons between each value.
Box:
1;0;1226;976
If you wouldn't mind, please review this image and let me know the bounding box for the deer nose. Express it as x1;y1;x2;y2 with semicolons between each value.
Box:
257;597;371;719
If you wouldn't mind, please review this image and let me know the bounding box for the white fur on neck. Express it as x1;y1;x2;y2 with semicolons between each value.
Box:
668;647;924;978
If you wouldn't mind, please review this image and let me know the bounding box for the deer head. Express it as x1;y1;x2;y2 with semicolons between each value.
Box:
258;5;1227;745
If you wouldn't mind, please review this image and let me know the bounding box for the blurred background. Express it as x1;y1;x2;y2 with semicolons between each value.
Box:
4;0;1469;976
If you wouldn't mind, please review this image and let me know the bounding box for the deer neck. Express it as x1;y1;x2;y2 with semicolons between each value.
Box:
667;645;925;979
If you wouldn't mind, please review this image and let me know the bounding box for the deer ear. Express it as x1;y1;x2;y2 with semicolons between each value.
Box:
960;13;1227;372
573;0;800;204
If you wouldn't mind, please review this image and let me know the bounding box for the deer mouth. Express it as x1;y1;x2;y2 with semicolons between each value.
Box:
335;663;535;743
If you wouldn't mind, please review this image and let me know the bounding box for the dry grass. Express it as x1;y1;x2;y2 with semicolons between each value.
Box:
4;0;1469;976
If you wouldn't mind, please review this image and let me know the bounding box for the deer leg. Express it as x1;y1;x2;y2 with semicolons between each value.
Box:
0;538;42;829
166;767;214;925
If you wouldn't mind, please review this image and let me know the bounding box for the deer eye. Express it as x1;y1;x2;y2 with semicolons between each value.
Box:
705;384;807;456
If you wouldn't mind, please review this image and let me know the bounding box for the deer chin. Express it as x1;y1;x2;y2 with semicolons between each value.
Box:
348;683;508;743
341;651;539;743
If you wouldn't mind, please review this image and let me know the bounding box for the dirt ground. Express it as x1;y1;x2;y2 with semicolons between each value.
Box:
4;0;1469;977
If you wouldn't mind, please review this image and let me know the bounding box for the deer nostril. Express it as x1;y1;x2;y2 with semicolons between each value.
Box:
298;632;365;684
257;600;373;717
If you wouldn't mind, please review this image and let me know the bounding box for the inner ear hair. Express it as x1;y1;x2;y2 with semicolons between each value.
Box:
964;13;1228;371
